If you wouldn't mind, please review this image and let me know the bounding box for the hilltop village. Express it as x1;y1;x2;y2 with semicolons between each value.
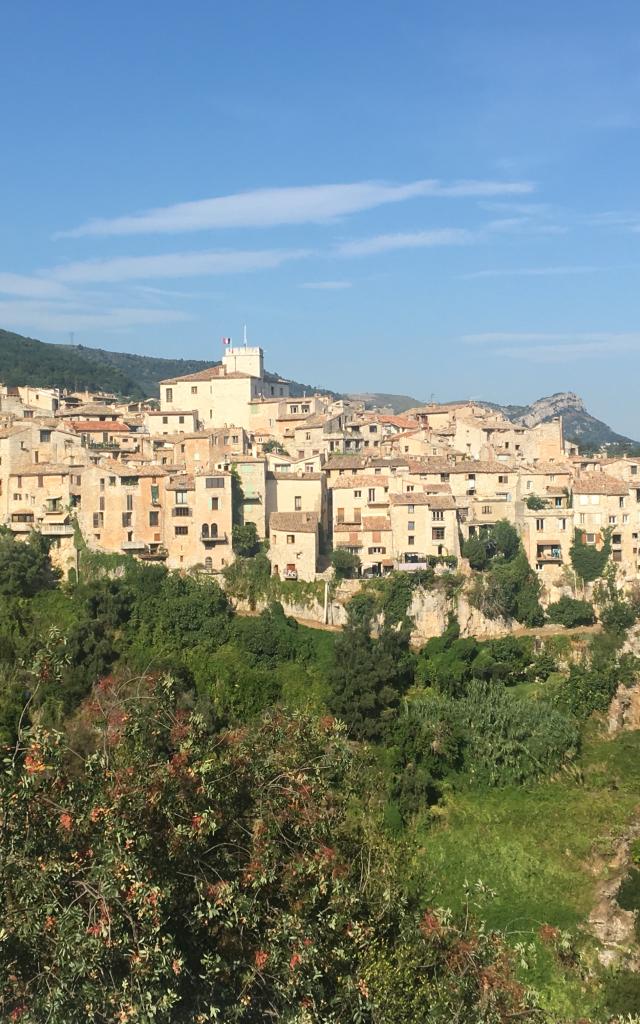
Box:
1;343;638;594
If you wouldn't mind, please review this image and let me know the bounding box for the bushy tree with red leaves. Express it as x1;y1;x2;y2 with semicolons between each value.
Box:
1;676;540;1023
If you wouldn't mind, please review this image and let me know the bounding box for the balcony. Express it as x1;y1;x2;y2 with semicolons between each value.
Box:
44;503;64;515
40;522;75;537
200;530;228;545
536;544;563;563
9;515;34;533
121;540;147;551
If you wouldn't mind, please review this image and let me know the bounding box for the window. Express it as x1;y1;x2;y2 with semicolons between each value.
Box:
286;534;295;544
623;514;629;524
210;497;219;511
481;505;492;515
586;532;595;543
526;480;532;490
122;513;132;527
162;416;168;425
406;484;415;492
99;478;105;491
498;475;508;484
579;513;586;525
149;511;159;526
305;432;311;441
432;510;444;521
92;513;104;528
37;475;43;488
631;465;638;476
440;473;450;482
408;520;415;531
206;477;224;488
432;527;445;540
408;536;415;545
536;518;544;531
174;526;188;536
175;490;187;504
609;515;617;525
166;388;173;402
294;496;302;511
354;490;362;498
99;497;105;511
612;533;622;545
126;493;133;511
619;496;626;508
466;473;476;481
179;416;184;425
109;476;116;486
558;518;567;531
39;430;51;443
368;488;375;502
174;506;190;517
191;386;198;395
407;504;415;514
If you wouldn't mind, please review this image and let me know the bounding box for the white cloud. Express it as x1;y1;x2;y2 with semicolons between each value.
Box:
300;280;352;290
0;299;192;333
336;228;474;257
494;340;640;362
0;273;71;299
57;179;534;238
462;331;640;362
462;266;603;280
49;248;310;284
463;331;640;345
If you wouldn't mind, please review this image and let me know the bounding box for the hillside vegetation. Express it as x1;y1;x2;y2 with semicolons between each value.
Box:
0;329;336;399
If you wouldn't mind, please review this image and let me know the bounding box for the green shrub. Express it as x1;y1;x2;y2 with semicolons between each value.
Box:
458;681;578;787
546;596;596;628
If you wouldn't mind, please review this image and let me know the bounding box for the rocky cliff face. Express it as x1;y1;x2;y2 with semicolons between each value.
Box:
506;392;586;428
494;391;636;448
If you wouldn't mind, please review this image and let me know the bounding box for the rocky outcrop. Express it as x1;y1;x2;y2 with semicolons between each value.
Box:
588;825;640;968
510;392;586;429
608;681;640;734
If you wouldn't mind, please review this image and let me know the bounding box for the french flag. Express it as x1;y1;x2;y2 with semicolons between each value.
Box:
221;336;232;346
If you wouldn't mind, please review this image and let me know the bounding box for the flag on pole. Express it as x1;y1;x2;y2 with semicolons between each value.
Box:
221;336;232;346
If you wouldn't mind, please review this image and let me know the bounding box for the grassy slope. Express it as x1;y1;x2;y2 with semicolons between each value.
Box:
408;725;640;1017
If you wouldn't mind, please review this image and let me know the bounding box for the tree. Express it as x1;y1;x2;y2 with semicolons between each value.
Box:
0;528;61;598
0;678;539;1024
261;439;288;455
569;527;611;582
328;599;414;742
331;547;361;579
461;535;488;570
232;522;261;557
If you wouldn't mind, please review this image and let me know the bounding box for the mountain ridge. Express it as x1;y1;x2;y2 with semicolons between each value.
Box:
0;329;635;449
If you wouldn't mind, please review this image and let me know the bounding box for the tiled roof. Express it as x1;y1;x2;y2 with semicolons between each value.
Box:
573;476;629;496
68;420;131;432
329;475;389;489
166;475;195;490
269;511;319;533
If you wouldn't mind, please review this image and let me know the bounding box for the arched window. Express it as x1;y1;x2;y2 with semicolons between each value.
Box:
201;523;209;538
210;523;218;538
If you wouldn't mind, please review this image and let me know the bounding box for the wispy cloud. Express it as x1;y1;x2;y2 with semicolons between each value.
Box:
0;299;193;333
336;228;474;257
299;280;352;290
462;265;604;280
48;248;310;284
462;331;640;363
0;273;71;299
57;179;534;238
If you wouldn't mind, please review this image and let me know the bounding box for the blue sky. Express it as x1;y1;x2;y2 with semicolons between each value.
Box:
1;1;640;432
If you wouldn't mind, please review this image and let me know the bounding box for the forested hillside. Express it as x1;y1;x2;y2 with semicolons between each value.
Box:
0;328;337;399
1;525;640;1020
